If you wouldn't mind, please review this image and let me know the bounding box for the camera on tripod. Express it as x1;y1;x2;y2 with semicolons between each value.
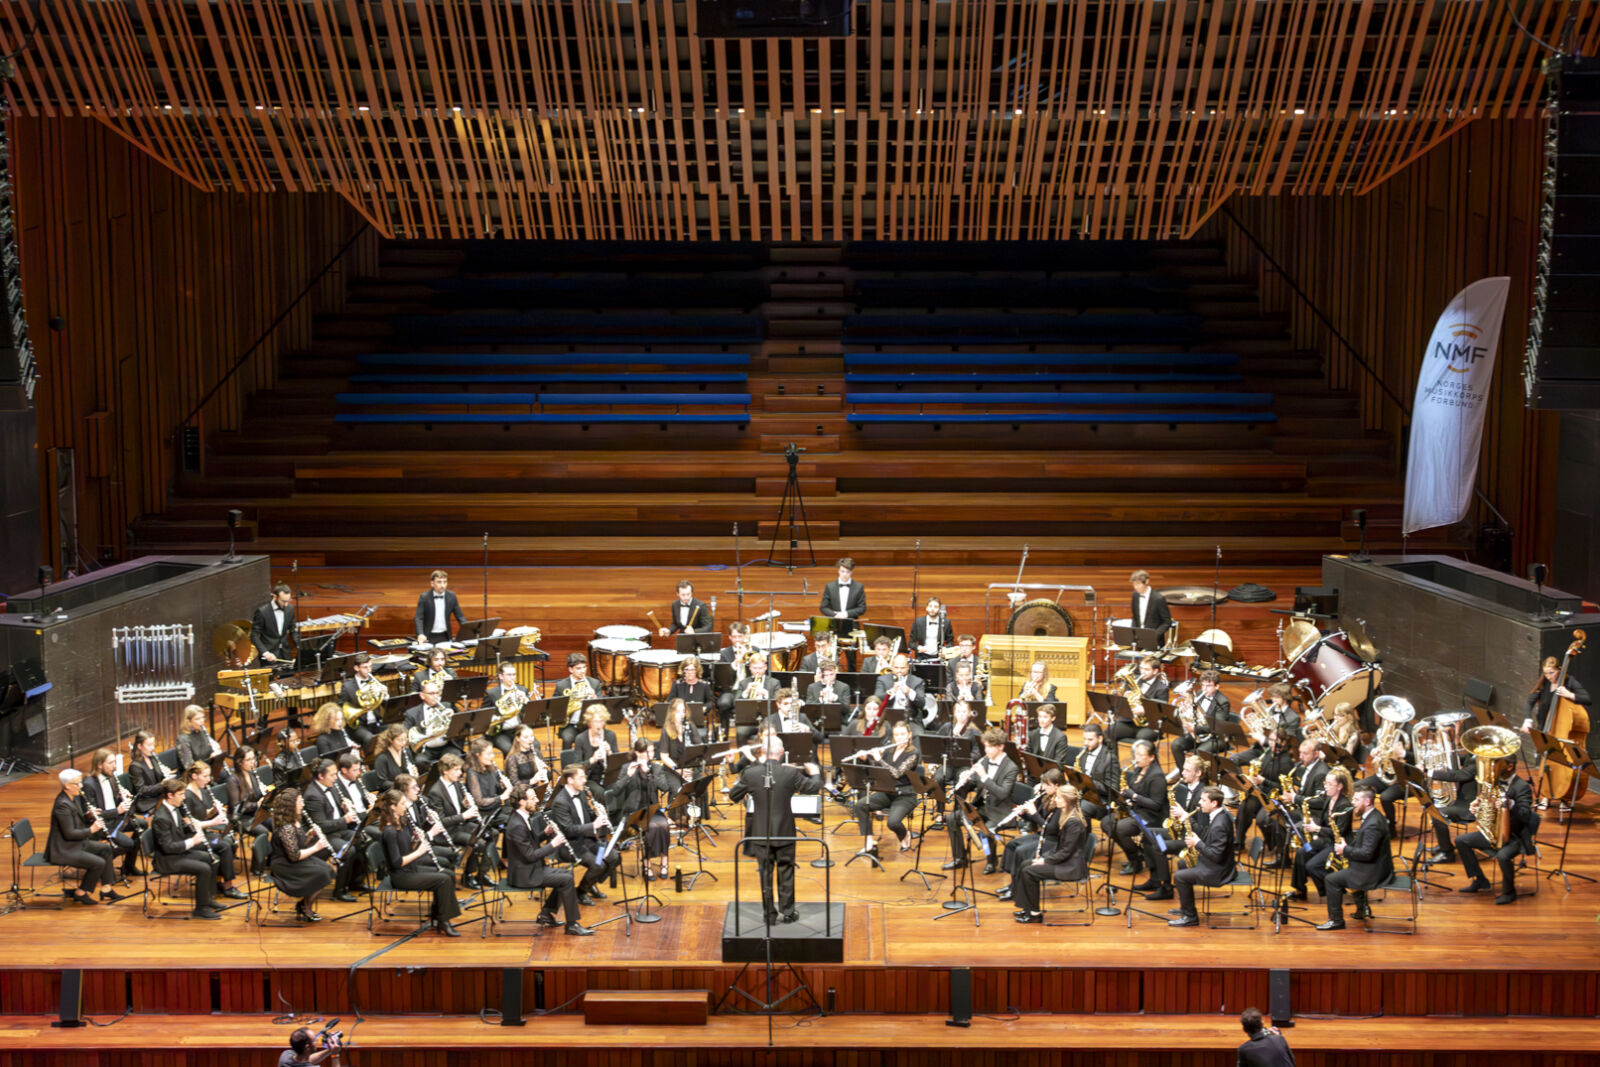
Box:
784;441;806;467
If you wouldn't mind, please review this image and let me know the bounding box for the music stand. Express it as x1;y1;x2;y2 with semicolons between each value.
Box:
669;774;719;888
676;633;720;655
861;623;907;651
836;763;891;869
586;816;634;934
454;618;502;643
935;796;995;924
1539;739;1598;889
898;767;945;891
467;634;521;667
616;805;665;923
1112;623;1167;652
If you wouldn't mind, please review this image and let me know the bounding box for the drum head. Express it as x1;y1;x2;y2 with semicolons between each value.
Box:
751;632;804;651
1320;666;1381;714
596;624;651;641
1195;628;1233;650
1281;618;1321;663
214;620;256;667
630;649;685;666
591;638;649;653
1008;598;1074;637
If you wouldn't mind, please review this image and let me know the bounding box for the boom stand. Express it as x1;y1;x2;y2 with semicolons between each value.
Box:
764;442;816;571
586;817;634;935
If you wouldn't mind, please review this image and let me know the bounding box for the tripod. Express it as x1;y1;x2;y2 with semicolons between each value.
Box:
764;442;815;571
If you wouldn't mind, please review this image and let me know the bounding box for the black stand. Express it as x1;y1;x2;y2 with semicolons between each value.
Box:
585;818;633;935
1542;742;1598;889
898;770;945;892
1122;811;1170;927
936;798;996;925
763;442;816;572
622;806;665;923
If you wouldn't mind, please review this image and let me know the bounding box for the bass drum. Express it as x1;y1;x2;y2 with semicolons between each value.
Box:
589;638;648;687
1008;599;1074;637
1290;632;1381;713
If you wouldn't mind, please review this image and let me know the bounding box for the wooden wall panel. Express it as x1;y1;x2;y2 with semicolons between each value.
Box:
11;117;378;563
1213;118;1559;568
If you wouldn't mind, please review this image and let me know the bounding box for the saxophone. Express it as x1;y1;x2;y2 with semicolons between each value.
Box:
1166;807;1198;867
1114;663;1147;728
1277;771;1296;801
1326;802;1349;871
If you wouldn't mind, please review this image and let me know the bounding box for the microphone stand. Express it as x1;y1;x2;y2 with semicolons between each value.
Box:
1210;545;1222;635
732;523;745;623
482;532;490;621
909;538;921;619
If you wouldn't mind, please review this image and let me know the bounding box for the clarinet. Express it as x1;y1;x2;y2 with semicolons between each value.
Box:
181;806;221;867
405;808;449;868
301;812;338;870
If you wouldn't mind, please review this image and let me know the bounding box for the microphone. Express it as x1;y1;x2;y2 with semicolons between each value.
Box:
710;595;717;617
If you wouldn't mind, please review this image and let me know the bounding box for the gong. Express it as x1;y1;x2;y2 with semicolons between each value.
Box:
1008;598;1074;637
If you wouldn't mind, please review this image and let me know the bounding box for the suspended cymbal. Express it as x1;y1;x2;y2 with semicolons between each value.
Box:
213;620;256;667
1159;585;1227;606
1344;618;1380;663
1281;618;1322;663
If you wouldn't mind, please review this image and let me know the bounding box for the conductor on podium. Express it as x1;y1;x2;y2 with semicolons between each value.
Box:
727;735;823;924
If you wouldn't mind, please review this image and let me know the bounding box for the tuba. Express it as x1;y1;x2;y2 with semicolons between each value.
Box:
1371;696;1416;784
1411;714;1459;807
1462;724;1521;850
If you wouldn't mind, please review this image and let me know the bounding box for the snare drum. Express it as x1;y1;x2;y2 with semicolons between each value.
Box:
589;638;648;687
630;649;686;703
1289;632;1381;713
595;624;651;642
750;631;805;672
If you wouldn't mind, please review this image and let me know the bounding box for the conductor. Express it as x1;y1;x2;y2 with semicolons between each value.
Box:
726;735;823;924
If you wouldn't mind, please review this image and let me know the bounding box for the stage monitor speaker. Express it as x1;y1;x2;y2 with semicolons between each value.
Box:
1269;968;1293;1028
500;969;526;1027
52;969;85;1028
947;966;972;1028
1464;677;1496;708
695;0;851;38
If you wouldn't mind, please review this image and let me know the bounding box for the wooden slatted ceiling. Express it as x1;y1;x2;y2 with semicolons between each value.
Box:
0;0;1595;240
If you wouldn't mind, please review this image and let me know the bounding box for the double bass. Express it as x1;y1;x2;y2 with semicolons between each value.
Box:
1537;630;1588;801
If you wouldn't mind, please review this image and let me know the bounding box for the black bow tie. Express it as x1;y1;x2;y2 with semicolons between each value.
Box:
433;593;444;599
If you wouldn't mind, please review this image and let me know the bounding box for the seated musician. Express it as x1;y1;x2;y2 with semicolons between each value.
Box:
335;753;377;844
946;660;985;707
128;731;172;816
999;768;1065;901
548;766;622;905
806;659;851;708
936;701;985;772
910;596;953;658
943;634;979;690
273;727;310;783
403;681;460;767
465;738;514;832
46;769;125;905
151;778;225;919
943;728;1017;875
1013;781;1091;924
800;631;839;673
428;753;492;889
395;773;458;871
1108;657;1165;745
732;658;780;742
504;784;590;935
249;581;296;666
1172;670;1234;764
338;653;386;748
267;788;333;923
667;657;713;711
1419;722;1475;865
874;654;927;727
182;761;244;899
850;719;923;861
1147;754;1208;898
84;747;142;878
553;653;598;745
1522;654;1592;812
1111;742;1170;895
609;739;674;881
1255;683;1303;739
1236;726;1296;856
1288;767;1354;903
1168;786;1236;926
375;789;461;936
1019;661;1057;704
1456;755;1537;905
227;746;270;868
657;698;702;793
662;579;713;636
1257;739;1329;863
1318;784;1393;929
176;704;222;769
372;724;419;793
1026;703;1074;766
504;725;550;789
411;648;456;694
766;687;824;744
485;661;538;756
312;702;357;759
1354;720;1409;828
413;569;466;646
304;758;361;901
820;557;866;620
718;621;755;703
1072;722;1121;822
861;636;895;675
573;705;620;775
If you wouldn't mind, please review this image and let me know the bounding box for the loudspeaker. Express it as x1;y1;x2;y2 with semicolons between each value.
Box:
52;969;85;1028
1464;677;1496;708
500;968;526;1027
946;967;972;1028
1269;968;1293;1028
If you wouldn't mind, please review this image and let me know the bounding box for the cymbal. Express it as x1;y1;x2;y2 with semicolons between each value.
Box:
1281;618;1321;663
1159;585;1227;606
213;620;255;668
1344;618;1380;663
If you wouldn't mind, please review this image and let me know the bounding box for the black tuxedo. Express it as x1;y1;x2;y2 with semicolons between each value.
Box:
1324;807;1394;921
727;759;823;917
413;589;467;641
666;598;713;634
504;808;581;924
909;615;954;655
549;786;622;895
766;709;824;744
1108;761;1169;876
553;676;600;741
1073;743;1121;821
1237;1029;1297;1067
1130;589;1172;636
304;778;360;892
873;673;927;713
338;677;383;743
805;679;852;707
250;601;296;662
1174;806;1237;918
948;752;1017;867
45;791;117;894
1026;726;1073;767
150;801;218;909
820;579;866;620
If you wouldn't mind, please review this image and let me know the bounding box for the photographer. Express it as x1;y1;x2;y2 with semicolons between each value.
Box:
278;1026;342;1067
1236;1007;1294;1066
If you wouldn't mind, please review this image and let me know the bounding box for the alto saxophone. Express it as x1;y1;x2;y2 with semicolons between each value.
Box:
1326;804;1349;871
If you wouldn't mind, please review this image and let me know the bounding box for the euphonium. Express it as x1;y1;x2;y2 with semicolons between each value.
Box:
1412;715;1459;807
1371;695;1416;784
1114;662;1147;728
1239;687;1273;739
1462;724;1521;849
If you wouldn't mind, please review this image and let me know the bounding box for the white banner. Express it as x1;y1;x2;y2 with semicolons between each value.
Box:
1402;277;1510;535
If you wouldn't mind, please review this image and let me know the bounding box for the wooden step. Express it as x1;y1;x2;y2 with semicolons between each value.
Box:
583;990;710;1026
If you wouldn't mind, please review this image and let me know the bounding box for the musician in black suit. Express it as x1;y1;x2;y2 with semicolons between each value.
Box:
766;687;824;745
1149;754;1208;894
662;580;713;635
403;681;461;767
150;779;222;918
1289;767;1354;902
726;734;824;923
805;659;852;707
1115;742;1171;893
1129;569;1173;643
83;748;142;877
1026;704;1075;766
1171;671;1235;762
909;597;953;657
874;654;926;718
46;770;124;904
553;654;600;745
800;632;839;673
1236;1008;1296;1067
1423;729;1478;864
1072;723;1121;822
504;785;590;935
1259;739;1329;858
945;660;986;707
338;654;386;748
250;582;296;665
1456;757;1538;905
944;728;1017;875
1318;784;1394;928
819;557;866;620
548;766;622;903
1013;782;1092;923
304;759;361;900
484;661;536;756
428;754;491;888
413;569;467;645
1169;786;1236;926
